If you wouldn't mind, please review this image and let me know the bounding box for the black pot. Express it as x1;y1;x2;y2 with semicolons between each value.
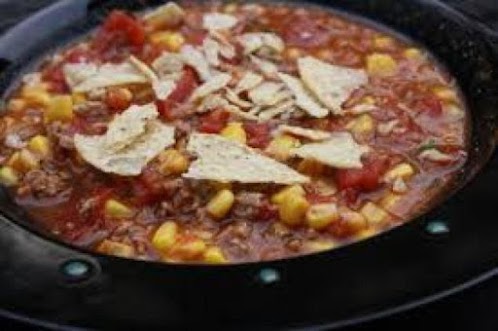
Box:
0;0;497;329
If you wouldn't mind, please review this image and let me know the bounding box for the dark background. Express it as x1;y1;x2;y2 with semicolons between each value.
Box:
0;1;497;330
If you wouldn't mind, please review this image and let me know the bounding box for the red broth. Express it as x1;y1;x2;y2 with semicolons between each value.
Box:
0;2;467;263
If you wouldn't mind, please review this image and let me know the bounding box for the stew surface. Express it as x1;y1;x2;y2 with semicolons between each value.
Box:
0;2;467;263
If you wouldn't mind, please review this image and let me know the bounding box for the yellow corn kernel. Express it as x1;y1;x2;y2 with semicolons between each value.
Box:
347;114;375;136
207;189;235;219
266;135;301;161
72;92;87;105
221;122;247;144
306;203;340;230
209;181;232;191
158;149;189;175
171;237;207;260
279;193;310;226
152;221;178;252
45;95;73;123
204;247;228;264
223;3;238;14
28;135;51;157
356;228;377;240
97;240;135;258
432;86;458;103
21;87;51;107
145;3;185;31
14;149;40;172
373;36;394;49
360;202;389;225
104;199;134;219
305;240;337;253
384;163;415;182
7;99;27;112
361;96;376;105
271;185;305;205
340;208;368;233
0;166;19;187
297;159;325;176
380;193;403;212
366;53;398;77
285;47;302;60
404;48;423;60
150;31;185;52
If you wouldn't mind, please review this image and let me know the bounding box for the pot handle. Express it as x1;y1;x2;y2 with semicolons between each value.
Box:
0;0;90;67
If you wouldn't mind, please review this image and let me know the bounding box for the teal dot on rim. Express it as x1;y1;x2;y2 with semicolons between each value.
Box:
60;259;93;281
258;268;280;285
426;220;450;235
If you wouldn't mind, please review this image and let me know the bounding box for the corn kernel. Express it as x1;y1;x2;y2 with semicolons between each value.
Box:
339;207;368;233
13;149;40;172
0;166;19;187
279;193;310;226
366;53;398;77
21;87;51;107
207;189;235;219
373;36;394;49
45;95;73;123
360;202;389;225
384;163;415;182
432;86;458;103
158;149;189;175
221;122;247;144
170;237;207;260
152;221;178;252
145;3;185;31
223;3;238;14
271;185;305;205
150;31;185;52
347;114;375;136
286;47;302;60
361;96;376;105
266;135;301;161
7;99;27;112
297;159;325;176
356;228;377;240
204;247;228;264
404;48;423;60
104;199;134;219
28;135;51;158
304;240;337;252
97;240;135;258
306;203;340;230
380;193;403;212
72;92;87;105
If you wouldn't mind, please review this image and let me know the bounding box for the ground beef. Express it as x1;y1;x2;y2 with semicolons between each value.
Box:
18;166;71;198
232;192;264;219
46;121;76;149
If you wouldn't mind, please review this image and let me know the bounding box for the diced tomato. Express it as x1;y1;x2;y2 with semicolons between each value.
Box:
335;157;389;199
102;10;145;48
256;202;278;221
92;10;145;61
415;96;443;117
42;65;69;93
198;109;230;134
157;68;199;120
283;16;330;48
65;48;94;64
306;193;335;204
243;122;271;148
89;187;114;220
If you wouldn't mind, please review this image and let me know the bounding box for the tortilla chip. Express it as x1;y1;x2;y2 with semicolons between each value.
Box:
144;2;185;27
203;13;238;31
65;62;149;93
238;33;285;55
293;132;369;169
74;103;175;176
248;82;288;107
184;133;309;184
152;52;185;78
298;56;367;114
180;45;212;81
258;100;295;121
190;73;232;101
234;71;263;93
278;72;328;118
278;125;332;141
